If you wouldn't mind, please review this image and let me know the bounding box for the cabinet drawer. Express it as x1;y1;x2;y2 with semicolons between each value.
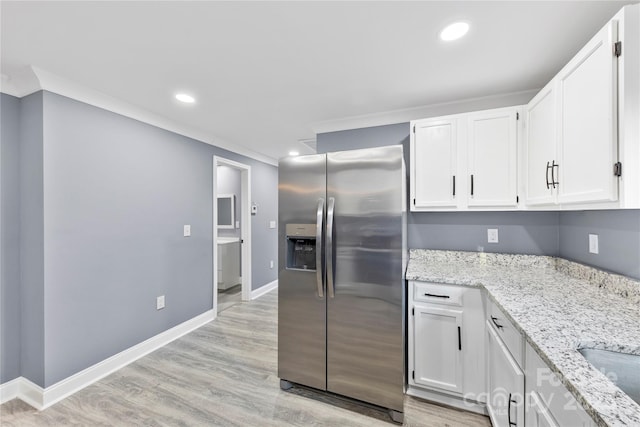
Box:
488;299;524;367
413;282;464;306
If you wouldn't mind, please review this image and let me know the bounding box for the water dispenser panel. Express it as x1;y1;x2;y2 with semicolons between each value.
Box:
285;224;317;271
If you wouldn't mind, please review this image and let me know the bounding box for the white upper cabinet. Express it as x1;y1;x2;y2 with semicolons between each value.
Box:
467;108;518;207
525;81;558;206
411;118;459;209
411;106;521;212
556;20;619;205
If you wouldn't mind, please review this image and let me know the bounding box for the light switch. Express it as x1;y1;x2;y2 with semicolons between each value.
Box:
157;295;165;310
235;221;240;229
183;225;191;237
269;220;276;229
487;228;499;243
589;234;599;254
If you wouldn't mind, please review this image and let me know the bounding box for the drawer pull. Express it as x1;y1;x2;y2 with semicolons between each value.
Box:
424;293;450;299
491;316;504;329
508;393;517;426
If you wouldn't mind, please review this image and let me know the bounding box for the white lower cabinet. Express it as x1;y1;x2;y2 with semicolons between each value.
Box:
408;281;486;412
413;305;463;393
486;320;525;427
408;283;598;426
525;343;595;427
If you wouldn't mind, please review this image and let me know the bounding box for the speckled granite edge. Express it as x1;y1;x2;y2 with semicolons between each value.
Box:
409;249;640;304
409;249;557;269
556;258;640;305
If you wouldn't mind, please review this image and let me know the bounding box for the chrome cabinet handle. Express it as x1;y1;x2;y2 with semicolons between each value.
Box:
546;161;551;189
315;198;324;298
326;197;335;298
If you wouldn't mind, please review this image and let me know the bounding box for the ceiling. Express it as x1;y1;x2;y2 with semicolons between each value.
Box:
0;1;633;163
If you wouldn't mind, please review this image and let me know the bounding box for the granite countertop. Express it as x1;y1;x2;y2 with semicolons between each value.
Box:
406;250;640;427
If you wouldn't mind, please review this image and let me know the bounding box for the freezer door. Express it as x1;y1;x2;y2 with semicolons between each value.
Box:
326;145;405;412
278;154;327;390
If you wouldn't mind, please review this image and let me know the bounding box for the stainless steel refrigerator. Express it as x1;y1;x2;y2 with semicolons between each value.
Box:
278;145;407;422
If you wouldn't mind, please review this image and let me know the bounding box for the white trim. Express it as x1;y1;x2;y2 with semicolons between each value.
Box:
311;89;539;135
406;385;487;416
213;156;252;313
0;377;22;404
18;379;44;409
0;309;215;410
0;66;277;166
250;280;278;300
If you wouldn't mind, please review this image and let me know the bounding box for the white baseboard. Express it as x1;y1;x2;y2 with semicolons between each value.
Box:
0;309;215;410
0;377;22;404
250;280;278;300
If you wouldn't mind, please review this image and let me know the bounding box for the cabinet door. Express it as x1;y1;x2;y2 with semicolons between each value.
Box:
413;305;463;394
526;81;558;206
557;20;619;204
487;322;525;427
467;108;518;207
412;118;458;208
527;391;560;427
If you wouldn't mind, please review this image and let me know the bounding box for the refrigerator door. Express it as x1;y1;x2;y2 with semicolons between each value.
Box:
326;146;405;412
278;154;327;390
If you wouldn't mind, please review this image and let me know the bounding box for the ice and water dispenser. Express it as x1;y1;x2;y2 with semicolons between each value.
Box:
285;224;317;271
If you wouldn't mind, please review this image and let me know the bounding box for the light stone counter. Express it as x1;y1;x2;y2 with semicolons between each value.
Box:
406;249;640;427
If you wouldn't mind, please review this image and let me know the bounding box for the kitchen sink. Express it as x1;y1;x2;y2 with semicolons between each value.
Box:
578;348;640;405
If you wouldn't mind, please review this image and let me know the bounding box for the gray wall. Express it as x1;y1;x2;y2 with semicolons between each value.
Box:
318;122;640;279
19;92;46;386
1;90;278;388
1;94;22;383
559;210;640;279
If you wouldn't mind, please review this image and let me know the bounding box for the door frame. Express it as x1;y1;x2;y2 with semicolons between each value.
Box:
213;156;252;315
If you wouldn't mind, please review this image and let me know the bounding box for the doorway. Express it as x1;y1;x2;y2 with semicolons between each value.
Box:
213;156;251;316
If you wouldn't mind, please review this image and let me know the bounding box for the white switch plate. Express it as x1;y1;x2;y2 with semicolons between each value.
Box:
487;228;499;243
269;220;276;229
270;260;274;269
157;295;165;310
183;225;191;237
235;221;240;229
589;234;599;254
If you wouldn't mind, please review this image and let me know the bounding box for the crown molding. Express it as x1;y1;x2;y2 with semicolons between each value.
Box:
0;66;278;166
312;88;540;135
0;66;41;98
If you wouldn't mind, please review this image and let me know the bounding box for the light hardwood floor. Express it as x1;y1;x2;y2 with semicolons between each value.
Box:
0;291;491;426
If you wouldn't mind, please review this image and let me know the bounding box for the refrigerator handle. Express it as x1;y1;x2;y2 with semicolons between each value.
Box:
315;198;325;298
326;197;335;298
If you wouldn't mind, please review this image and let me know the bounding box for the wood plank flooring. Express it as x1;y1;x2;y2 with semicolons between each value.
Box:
0;291;491;426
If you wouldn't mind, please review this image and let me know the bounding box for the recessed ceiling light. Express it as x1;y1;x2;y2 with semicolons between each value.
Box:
175;93;195;103
440;22;469;42
288;151;300;156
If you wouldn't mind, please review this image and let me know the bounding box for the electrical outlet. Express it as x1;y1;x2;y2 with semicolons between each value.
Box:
183;225;191;237
487;228;499;243
270;260;274;269
589;234;599;254
157;295;165;310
